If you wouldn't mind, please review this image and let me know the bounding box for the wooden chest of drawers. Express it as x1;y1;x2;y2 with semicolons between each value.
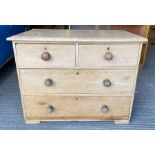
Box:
7;29;147;124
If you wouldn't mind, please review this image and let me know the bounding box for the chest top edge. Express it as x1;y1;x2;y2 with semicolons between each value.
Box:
7;29;148;43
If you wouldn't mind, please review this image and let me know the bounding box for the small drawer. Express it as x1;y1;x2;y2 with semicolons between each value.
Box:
78;44;140;67
24;96;131;120
19;69;136;95
16;44;75;68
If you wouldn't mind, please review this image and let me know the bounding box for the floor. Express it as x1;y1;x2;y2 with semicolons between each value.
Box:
0;46;155;130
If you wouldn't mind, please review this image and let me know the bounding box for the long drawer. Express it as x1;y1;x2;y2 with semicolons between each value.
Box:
79;44;140;67
24;96;131;120
19;69;136;95
16;44;76;68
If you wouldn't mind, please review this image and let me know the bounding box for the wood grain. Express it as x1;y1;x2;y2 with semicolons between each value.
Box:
7;29;147;124
7;29;147;43
19;69;136;95
24;95;131;121
79;43;140;67
16;44;76;68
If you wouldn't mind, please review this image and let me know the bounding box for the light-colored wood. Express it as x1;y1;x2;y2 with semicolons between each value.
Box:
114;120;130;124
25;120;40;124
12;43;27;123
26;119;130;124
79;44;140;67
24;95;131;121
7;29;147;43
12;93;133;96
75;43;79;67
16;44;76;68
128;43;143;121
19;69;136;95
7;29;147;124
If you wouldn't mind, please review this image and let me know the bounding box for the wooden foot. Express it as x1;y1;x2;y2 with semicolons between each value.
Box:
25;120;40;124
114;120;130;124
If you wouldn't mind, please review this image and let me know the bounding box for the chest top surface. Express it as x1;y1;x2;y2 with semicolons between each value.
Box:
7;29;147;43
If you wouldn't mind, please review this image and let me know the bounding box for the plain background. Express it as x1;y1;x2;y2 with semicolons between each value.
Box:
0;0;155;155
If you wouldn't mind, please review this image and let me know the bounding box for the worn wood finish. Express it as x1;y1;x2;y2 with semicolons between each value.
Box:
79;44;140;67
24;95;131;121
7;29;147;124
16;44;76;68
19;69;136;95
7;29;147;43
110;25;150;67
12;43;28;123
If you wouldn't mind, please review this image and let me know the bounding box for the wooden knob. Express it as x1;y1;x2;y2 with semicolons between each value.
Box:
44;78;53;87
41;52;51;61
101;105;109;113
103;79;111;87
46;105;54;113
104;52;113;60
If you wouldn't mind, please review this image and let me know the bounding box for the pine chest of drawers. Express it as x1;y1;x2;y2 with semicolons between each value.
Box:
7;29;147;124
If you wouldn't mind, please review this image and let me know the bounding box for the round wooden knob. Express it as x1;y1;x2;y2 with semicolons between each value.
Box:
104;52;113;60
41;52;51;61
44;78;53;87
101;105;109;113
46;105;54;113
103;79;111;87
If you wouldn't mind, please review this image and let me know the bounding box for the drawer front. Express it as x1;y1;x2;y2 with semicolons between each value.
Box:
16;44;75;68
79;44;140;67
24;96;131;120
20;69;136;94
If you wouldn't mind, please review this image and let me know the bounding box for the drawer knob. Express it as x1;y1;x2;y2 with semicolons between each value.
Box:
44;78;53;87
41;52;51;61
101;105;109;113
104;52;113;60
47;105;54;113
103;79;111;87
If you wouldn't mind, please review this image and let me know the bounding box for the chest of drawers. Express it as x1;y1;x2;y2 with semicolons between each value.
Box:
7;29;147;124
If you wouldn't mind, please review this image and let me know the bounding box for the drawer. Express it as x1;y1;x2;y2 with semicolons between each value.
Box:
78;44;140;67
24;96;131;120
20;69;136;94
16;44;75;68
